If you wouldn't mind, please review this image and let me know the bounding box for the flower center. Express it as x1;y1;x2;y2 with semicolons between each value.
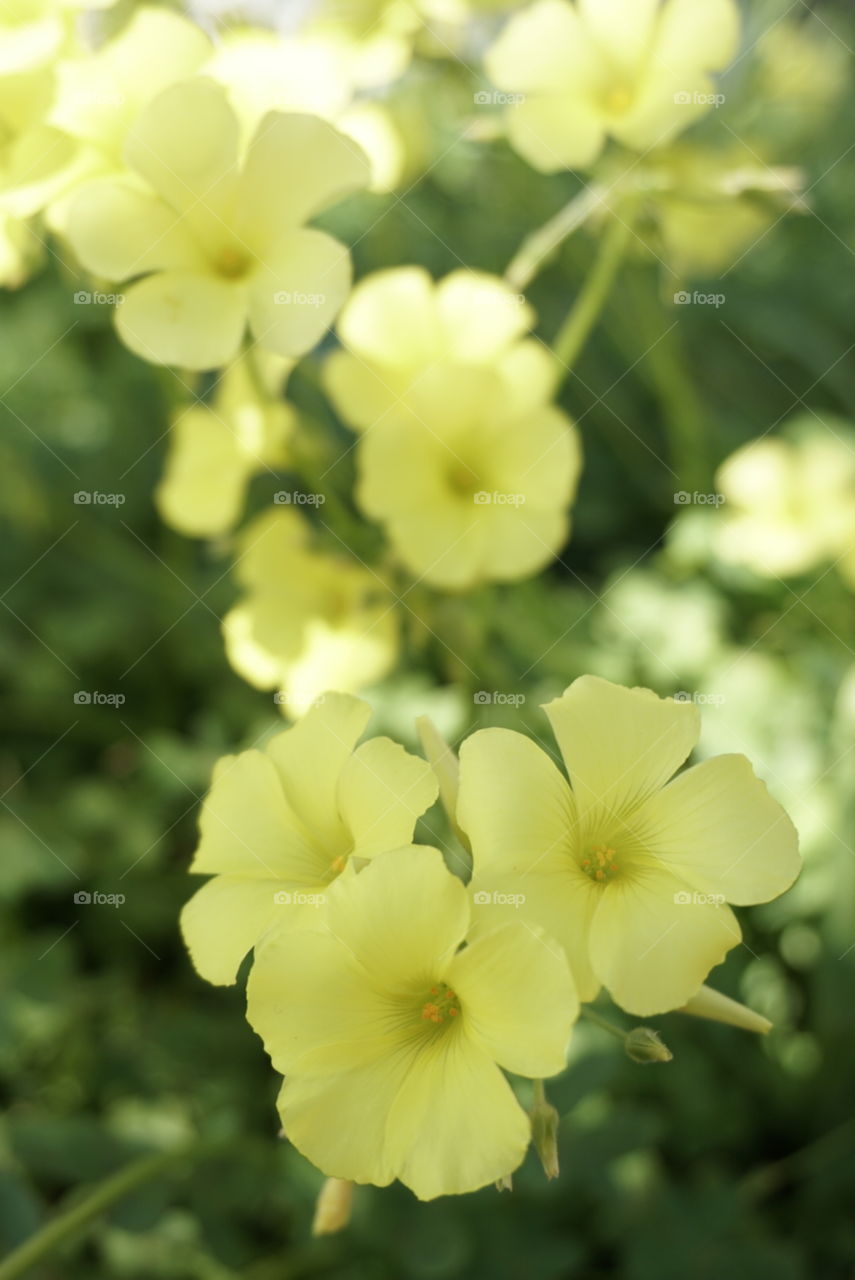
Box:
581;844;620;883
446;460;481;498
605;83;634;115
214;245;252;280
420;981;461;1026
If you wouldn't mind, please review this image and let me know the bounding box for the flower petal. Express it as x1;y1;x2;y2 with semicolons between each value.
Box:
336;266;441;366
337;737;438;859
449;922;577;1077
589;865;742;1014
435;271;534;361
65;179;201;280
155;405;250;537
247;228;351;358
504;94;606;174
236;112;369;251
181;874;291;985
324;846;469;987
116;270;246;370
543;676;700;835
486;0;595;92
633;754;800;904
323;349;409;432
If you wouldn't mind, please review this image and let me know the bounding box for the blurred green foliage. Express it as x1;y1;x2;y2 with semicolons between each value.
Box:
2;0;855;1276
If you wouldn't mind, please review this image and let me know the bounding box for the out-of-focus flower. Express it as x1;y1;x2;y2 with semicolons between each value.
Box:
713;418;855;579
155;353;295;539
246;845;578;1199
0;61;77;236
0;208;41;286
324;267;581;590
0;0;115;78
64;78;368;369
484;0;740;173
181;693;437;984
458;675;800;1015
223;508;399;713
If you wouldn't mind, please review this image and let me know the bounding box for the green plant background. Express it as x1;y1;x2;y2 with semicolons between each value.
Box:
2;0;855;1275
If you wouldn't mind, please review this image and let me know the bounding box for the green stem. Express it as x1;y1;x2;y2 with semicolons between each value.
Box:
505;184;607;292
550;214;634;389
580;1006;627;1042
532;1079;548;1107
0;1146;194;1280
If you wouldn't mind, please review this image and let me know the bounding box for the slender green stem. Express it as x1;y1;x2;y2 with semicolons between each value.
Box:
551;214;634;389
580;1005;627;1042
505;185;607;292
532;1078;548;1107
0;1146;194;1280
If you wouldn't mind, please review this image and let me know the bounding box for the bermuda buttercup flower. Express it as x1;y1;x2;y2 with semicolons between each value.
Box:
458;675;800;1015
484;0;740;173
64;78;369;369
222;508;399;714
246;845;578;1199
181;693;437;985
155;353;295;538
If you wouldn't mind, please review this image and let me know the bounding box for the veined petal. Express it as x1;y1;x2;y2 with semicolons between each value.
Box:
449;922;577;1077
265;692;372;855
337;737;438;859
65;179;202;280
458;728;576;876
247;228;351;358
633;754;800;904
191;749;322;882
387;1034;531;1200
324;847;469;988
543;676;700;836
236;112;369;251
336;266;442;367
247;928;403;1076
590;865;742;1015
116;270;246;370
181;874;296;985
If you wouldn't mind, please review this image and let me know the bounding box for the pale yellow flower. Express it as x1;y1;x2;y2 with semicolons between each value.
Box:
485;0;740;173
223;508;398;714
246;845;578;1199
155;353;295;539
181;693;437;985
459;676;800;1015
64;78;368;369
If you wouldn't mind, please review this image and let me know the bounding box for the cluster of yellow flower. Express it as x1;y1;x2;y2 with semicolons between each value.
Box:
181;680;799;1199
3;0;817;1209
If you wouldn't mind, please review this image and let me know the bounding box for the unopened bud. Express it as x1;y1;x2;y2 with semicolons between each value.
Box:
625;1026;673;1064
311;1177;354;1236
529;1099;561;1180
679;983;772;1035
495;1173;513;1192
416;716;470;852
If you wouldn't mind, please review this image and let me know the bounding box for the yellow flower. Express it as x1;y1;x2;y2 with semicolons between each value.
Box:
713;419;855;579
458;675;800;1015
223;508;399;714
484;0;740;173
246;845;578;1199
155;354;295;538
0;0;114;78
181;693;437;985
324;267;581;590
64;78;369;369
0;63;76;225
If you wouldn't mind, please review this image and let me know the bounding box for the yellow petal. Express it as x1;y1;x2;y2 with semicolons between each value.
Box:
116;271;247;370
449;922;577;1077
323;348;408;432
543;676;700;835
578;0;660;72
65;179;201;280
590;866;742;1015
634;754;801;905
181;874;293;986
504;94;606;174
336;737;438;858
247;227;352;358
155;405;251;538
485;0;594;92
435;271;534;361
336;266;441;366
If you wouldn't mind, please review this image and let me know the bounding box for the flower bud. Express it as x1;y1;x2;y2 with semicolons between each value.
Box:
311;1178;354;1236
529;1098;561;1180
625;1027;673;1064
679;983;772;1035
